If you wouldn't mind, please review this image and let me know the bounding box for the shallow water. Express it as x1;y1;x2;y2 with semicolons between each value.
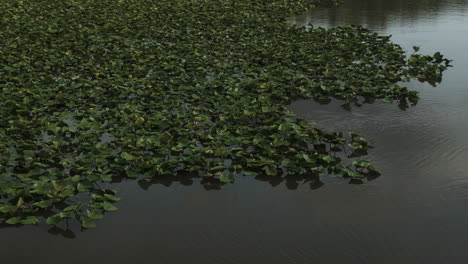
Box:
2;0;468;263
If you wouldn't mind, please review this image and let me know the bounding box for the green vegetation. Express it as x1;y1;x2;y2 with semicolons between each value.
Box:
0;0;450;228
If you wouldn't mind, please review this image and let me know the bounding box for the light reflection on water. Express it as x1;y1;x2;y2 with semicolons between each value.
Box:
2;0;468;263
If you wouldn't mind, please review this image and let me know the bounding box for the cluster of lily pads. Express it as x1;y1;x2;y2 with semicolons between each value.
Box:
0;0;450;228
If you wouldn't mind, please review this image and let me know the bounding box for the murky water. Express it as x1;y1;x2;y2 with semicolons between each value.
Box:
2;0;468;263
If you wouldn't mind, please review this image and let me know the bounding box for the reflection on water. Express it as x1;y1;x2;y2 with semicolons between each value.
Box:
133;174;326;191
2;0;468;263
291;0;468;31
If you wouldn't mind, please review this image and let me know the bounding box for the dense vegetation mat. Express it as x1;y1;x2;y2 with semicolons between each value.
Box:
0;0;450;228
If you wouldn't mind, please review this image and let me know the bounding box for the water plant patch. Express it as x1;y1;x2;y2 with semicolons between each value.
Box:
0;0;450;228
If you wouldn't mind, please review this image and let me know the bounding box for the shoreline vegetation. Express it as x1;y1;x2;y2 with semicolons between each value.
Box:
0;0;450;228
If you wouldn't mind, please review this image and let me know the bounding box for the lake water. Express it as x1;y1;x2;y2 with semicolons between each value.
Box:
2;0;468;263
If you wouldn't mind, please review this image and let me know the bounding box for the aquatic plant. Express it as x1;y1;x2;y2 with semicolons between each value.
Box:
0;0;450;228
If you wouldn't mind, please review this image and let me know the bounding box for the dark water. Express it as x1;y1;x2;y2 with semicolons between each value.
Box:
2;0;468;263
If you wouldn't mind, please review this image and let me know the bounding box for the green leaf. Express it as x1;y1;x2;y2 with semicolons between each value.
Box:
125;168;139;178
121;152;137;161
322;156;335;163
263;166;278;176
353;160;371;169
77;182;92;192
32;200;53;208
242;171;258;176
348;142;362;150
219;172;234;183
87;209;104;220
104;194;121;202
46;214;63;226
20;216;39;225
63;205;79;212
349;171;364;179
261;106;272;113
5;217;22;225
100;174;113;182
102;201;118;211
81;216;96;228
0;205;17;213
135;117;145;125
16;197;24;208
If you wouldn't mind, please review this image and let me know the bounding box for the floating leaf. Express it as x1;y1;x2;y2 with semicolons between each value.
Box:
219;172;234;183
20;216;39;225
46;214;63;226
104;194;121;202
102;202;118;212
322;156;336;163
32;200;52;209
87;209;104;220
135;117;145;126
353;160;371;169
263;166;278;176
121;152;137;161
6;217;22;225
81;216;96;228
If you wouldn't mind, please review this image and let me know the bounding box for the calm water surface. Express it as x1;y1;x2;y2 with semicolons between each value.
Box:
2;0;468;263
